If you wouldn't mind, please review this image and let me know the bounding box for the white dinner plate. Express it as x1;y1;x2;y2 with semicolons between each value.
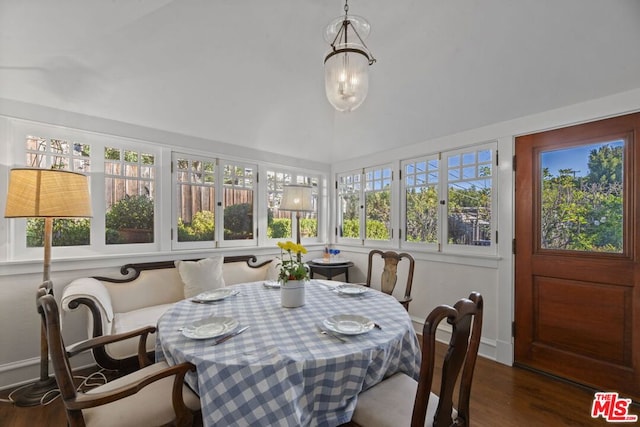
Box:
182;316;239;339
335;284;367;295
194;288;239;302
263;280;281;289
323;314;375;335
311;258;351;265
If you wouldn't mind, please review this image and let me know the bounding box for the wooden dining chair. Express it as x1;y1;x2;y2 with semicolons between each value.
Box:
350;292;483;427
37;292;202;427
365;250;415;310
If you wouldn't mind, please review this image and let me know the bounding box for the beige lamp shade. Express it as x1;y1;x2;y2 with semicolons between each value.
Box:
4;168;92;218
279;185;314;212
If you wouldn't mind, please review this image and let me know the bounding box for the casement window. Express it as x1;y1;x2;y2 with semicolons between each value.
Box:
172;154;257;248
337;164;393;244
6;119;327;262
9;120;160;259
401;154;439;249
104;147;156;245
220;160;256;246
172;154;216;248
265;169;319;242
24;135;92;248
401;142;497;254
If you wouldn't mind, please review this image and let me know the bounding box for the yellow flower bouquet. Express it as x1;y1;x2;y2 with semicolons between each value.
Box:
277;241;309;283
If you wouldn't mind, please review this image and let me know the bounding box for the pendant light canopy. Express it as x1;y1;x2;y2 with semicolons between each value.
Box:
324;0;376;112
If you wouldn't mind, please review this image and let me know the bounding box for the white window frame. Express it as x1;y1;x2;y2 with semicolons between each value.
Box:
263;167;322;245
336;164;394;246
5;118;328;262
400;141;497;255
442;143;497;254
171;152;217;250
219;159;258;247
400;154;440;251
8;119;162;260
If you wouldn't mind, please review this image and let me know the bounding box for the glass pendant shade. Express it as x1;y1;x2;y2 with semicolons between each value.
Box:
324;44;370;112
324;12;375;112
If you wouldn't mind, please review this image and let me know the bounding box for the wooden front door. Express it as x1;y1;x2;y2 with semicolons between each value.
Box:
514;112;640;400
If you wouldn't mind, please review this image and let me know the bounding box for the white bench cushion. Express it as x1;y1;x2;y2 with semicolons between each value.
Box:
108;303;174;358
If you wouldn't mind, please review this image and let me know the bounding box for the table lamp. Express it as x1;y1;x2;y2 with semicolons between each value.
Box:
4;168;92;406
279;184;314;255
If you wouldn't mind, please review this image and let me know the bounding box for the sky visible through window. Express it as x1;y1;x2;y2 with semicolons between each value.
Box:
541;140;624;177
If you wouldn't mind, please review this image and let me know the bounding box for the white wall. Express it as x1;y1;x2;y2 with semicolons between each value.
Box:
1;88;639;390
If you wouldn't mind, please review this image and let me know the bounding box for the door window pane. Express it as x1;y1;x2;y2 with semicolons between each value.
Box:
540;140;624;253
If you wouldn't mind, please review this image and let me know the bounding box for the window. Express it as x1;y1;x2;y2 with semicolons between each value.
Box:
337;165;393;243
266;170;319;241
266;170;293;239
295;174;319;240
364;166;392;240
221;161;256;244
402;155;439;247
174;154;216;246
172;155;257;247
337;171;362;240
445;146;494;249
7;119;327;262
104;147;156;245
400;142;496;253
24;135;91;247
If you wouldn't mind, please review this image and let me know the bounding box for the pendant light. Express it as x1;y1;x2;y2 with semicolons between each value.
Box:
324;0;376;112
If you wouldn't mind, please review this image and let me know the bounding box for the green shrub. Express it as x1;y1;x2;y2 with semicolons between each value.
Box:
178;210;214;241
300;218;317;237
26;218;90;247
223;203;253;240
105;194;154;230
340;219;388;239
105;194;154;244
268;218;291;238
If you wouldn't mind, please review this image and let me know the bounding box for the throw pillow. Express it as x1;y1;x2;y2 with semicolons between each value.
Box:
175;256;225;298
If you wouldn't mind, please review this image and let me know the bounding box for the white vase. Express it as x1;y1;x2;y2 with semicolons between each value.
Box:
281;280;306;308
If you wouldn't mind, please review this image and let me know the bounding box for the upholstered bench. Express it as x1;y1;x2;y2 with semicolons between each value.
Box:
62;255;276;372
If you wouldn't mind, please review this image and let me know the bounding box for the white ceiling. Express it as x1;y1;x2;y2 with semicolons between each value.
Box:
1;0;639;164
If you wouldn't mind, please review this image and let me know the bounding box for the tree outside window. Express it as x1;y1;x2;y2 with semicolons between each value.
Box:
337;166;392;242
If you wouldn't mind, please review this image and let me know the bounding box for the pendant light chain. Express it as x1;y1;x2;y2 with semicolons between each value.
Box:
329;0;376;65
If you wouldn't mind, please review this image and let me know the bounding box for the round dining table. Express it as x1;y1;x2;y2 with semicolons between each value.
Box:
155;279;421;427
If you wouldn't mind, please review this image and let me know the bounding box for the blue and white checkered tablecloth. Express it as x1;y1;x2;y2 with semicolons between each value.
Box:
156;280;421;427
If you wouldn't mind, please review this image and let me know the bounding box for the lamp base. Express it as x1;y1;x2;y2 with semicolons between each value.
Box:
10;376;58;407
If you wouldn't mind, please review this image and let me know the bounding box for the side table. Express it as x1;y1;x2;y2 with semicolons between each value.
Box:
307;261;354;282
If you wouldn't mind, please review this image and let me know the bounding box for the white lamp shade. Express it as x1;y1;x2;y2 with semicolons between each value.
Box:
279;185;314;212
324;44;370;112
4;168;92;218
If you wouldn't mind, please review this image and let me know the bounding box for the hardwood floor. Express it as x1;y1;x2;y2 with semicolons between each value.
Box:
1;344;637;426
